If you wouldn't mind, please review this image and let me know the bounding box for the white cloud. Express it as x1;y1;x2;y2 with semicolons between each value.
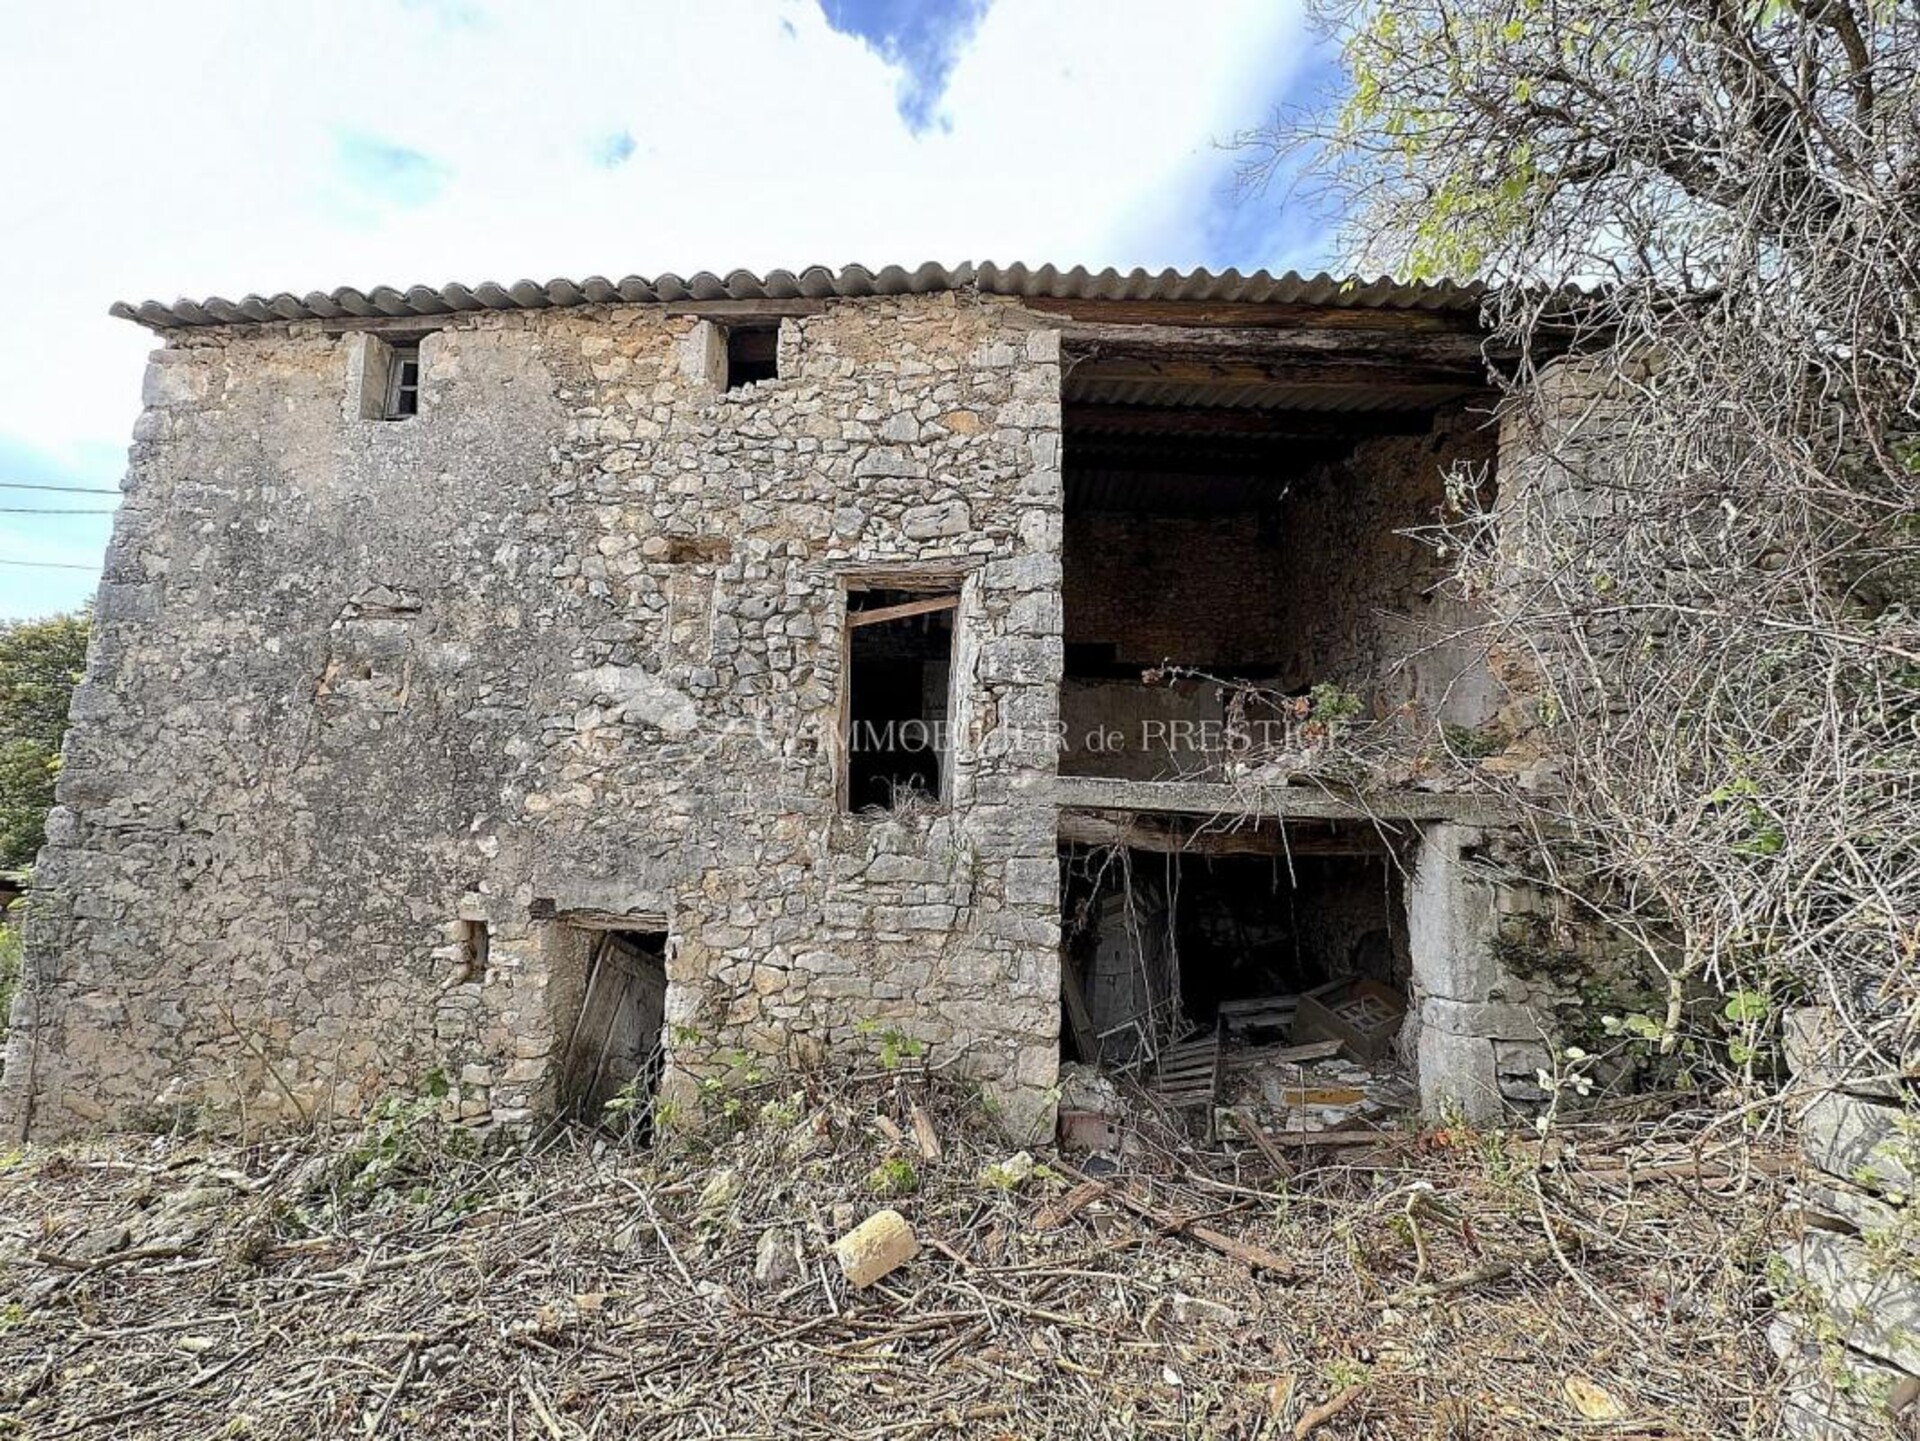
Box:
0;0;1317;611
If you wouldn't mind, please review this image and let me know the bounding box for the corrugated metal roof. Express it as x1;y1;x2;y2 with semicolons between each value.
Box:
110;262;1490;331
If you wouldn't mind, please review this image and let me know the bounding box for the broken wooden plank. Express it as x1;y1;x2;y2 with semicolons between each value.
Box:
1058;1162;1296;1278
1261;1129;1391;1148
908;1104;942;1163
1059;963;1099;1065
1231;1109;1294;1182
847;594;960;629
1032;1180;1109;1231
1272;1087;1367;1108
1267;1040;1343;1063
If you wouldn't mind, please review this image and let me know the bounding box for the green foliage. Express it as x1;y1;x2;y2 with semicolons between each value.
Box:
338;1069;475;1204
1441;721;1507;758
0;611;89;869
0;920;17;1052
1722;990;1769;1025
1705;776;1786;859
854;1018;926;1070
1306;681;1365;730
865;1156;919;1198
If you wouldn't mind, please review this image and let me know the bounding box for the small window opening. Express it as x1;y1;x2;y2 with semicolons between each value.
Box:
724;324;779;390
845;586;959;811
383;344;422;419
558;927;668;1137
459;918;490;975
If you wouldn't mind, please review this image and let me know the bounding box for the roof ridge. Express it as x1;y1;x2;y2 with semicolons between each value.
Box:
110;262;1494;330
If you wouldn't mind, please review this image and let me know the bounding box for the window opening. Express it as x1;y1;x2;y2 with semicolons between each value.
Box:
724;324;779;390
845;586;959;811
383;344;421;419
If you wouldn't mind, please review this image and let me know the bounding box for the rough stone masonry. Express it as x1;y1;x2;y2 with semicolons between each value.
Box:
0;266;1598;1141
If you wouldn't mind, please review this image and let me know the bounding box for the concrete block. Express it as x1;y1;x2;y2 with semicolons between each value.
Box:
833;1209;917;1288
1417;1023;1502;1125
1407;825;1501;1003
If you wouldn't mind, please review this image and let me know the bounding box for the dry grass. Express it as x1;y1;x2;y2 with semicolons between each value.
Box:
0;1073;1795;1439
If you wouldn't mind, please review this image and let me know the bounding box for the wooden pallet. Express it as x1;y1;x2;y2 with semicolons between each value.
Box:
1149;1025;1224;1112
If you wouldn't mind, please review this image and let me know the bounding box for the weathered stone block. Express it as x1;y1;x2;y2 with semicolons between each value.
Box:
1801;1090;1916;1196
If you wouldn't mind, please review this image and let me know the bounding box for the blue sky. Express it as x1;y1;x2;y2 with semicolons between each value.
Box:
0;0;1339;621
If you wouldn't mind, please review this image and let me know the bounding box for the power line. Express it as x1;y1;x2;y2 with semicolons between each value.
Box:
0;507;115;515
0;558;97;570
0;482;119;495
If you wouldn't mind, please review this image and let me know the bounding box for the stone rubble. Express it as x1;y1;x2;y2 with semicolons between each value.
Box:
1772;1005;1920;1438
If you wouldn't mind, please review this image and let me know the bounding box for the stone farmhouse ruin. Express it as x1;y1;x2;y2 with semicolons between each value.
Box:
2;263;1612;1141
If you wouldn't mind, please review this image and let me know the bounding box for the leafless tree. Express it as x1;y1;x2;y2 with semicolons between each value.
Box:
1240;1;1920;1077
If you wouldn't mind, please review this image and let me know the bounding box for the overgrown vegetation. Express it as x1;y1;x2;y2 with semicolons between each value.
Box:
1242;1;1920;1082
0;610;89;870
0;923;17;1063
0;1070;1793;1437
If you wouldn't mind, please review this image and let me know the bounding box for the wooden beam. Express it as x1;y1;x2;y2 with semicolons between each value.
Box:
843;566;973;591
546;907;671;932
848;593;960;628
1046;774;1510;824
1066;354;1486;391
1060;963;1099;1063
1063;405;1435;439
1022;298;1486;334
1057;810;1401;856
1057;320;1496;368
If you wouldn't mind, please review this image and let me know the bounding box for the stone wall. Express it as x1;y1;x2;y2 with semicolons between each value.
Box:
2;294;1066;1140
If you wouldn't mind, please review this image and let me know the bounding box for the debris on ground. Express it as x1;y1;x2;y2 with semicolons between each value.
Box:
0;1071;1801;1438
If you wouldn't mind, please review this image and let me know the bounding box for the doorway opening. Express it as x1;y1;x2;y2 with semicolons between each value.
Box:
1059;821;1420;1074
557;927;669;1134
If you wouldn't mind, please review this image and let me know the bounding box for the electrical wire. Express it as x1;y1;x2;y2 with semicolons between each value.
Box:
0;559;97;570
0;507;115;515
0;482;119;495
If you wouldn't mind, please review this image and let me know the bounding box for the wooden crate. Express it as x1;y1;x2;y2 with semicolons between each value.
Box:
1291;978;1407;1066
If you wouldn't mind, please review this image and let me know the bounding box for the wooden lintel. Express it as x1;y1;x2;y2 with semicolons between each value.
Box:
552;908;670;932
1065;354;1487;392
1064;404;1436;439
1022;297;1486;334
661;299;832;319
1046;774;1509;825
845;566;973;590
1057;319;1494;367
1058;810;1400;857
848;593;961;628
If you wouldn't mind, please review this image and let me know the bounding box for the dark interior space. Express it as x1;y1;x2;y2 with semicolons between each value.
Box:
846;587;955;811
558;928;668;1132
724;323;779;389
1059;822;1410;1066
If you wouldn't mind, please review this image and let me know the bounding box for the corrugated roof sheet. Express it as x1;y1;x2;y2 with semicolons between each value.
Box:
110;262;1490;330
